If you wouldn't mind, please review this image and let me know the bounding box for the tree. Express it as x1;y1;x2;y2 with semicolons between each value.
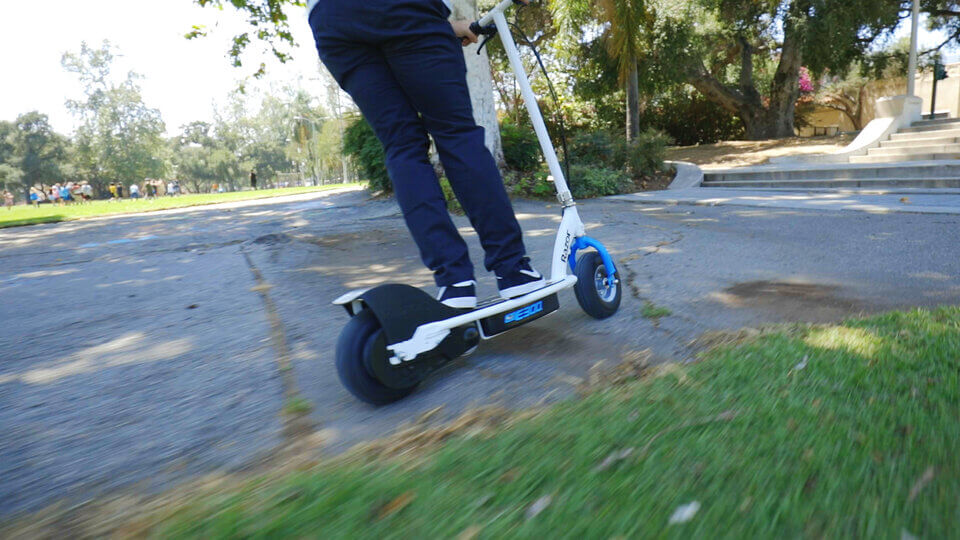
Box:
809;42;910;132
551;0;651;141
171;121;218;193
62;41;167;190
187;0;301;78
923;1;960;52
2;113;68;200
656;0;910;139
0;121;23;194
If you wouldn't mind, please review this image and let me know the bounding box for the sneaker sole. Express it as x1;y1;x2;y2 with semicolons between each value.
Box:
441;297;478;310
498;279;546;300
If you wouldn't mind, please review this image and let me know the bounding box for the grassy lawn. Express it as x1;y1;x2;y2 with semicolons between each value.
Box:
149;307;959;538
0;184;360;229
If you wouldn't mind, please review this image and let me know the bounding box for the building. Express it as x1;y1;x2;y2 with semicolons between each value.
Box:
798;62;960;137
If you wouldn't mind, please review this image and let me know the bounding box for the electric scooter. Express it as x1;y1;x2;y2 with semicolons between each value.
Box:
332;0;622;405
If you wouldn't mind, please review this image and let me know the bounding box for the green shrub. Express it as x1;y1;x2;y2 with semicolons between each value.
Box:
569;129;669;177
507;170;555;199
343;118;391;192
531;175;555;198
619;128;670;176
569;131;618;168
569;165;631;199
638;91;745;146
500;122;541;173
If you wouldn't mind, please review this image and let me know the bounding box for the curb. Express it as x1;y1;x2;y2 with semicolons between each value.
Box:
608;188;960;216
666;161;704;189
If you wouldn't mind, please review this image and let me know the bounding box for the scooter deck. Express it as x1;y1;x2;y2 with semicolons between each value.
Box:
477;292;559;337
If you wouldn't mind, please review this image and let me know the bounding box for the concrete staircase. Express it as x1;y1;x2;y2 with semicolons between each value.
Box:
701;161;960;189
852;118;960;163
703;117;960;190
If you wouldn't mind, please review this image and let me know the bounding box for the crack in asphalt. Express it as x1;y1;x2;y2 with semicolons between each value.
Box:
618;228;700;351
240;249;315;442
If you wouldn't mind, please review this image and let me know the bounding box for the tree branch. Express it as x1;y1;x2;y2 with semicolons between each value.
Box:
685;62;750;115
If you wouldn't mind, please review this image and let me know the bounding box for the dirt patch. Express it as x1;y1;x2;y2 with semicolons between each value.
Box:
666;134;855;169
714;280;868;322
628;169;676;192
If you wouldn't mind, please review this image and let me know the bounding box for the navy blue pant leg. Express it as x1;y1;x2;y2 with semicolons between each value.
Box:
309;0;527;287
381;24;527;279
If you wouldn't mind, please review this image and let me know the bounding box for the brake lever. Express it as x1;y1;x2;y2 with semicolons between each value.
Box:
468;21;498;55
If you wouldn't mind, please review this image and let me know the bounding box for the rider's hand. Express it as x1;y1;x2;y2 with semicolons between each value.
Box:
451;20;478;47
452;1;532;48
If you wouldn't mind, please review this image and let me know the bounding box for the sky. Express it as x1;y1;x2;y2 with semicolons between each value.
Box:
0;1;956;137
0;0;327;136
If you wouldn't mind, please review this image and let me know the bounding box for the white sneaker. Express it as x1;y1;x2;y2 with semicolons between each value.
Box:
496;260;545;299
437;280;477;309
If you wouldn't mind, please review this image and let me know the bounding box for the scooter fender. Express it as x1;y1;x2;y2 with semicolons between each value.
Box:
340;284;480;366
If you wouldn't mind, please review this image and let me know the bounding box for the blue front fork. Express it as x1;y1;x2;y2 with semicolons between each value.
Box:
569;236;617;278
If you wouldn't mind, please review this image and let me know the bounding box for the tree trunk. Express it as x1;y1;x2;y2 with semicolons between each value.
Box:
763;8;803;139
854;84;868;130
626;56;640;141
450;0;505;167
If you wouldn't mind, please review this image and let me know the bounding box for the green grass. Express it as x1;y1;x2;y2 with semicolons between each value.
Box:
282;397;314;416
154;307;960;538
0;184;360;229
641;300;673;320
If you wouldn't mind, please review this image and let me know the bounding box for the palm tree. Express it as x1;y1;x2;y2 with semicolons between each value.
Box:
550;0;650;141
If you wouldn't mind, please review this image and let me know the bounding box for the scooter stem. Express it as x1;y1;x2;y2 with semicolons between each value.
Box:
490;10;574;207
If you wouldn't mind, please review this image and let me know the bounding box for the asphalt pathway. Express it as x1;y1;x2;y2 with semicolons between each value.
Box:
1;189;958;518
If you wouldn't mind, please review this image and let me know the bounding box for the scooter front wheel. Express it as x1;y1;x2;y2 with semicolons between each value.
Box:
335;310;416;406
574;251;622;319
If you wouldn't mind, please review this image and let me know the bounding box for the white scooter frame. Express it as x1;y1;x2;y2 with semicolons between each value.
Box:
334;0;618;366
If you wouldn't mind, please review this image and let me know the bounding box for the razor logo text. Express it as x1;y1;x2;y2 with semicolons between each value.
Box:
560;231;573;263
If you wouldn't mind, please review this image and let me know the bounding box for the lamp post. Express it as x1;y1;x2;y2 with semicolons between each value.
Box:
907;0;920;97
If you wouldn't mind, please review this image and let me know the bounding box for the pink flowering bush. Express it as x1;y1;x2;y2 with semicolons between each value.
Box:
799;67;815;93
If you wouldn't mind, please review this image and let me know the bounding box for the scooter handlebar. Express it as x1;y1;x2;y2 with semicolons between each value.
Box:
477;0;527;27
469;21;497;37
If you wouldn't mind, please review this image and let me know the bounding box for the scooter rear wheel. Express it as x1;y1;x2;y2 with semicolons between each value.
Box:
574;251;622;319
336;310;416;406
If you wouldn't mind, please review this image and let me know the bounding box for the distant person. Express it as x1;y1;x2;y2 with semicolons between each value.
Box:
250;169;257;190
108;182;118;200
59;184;73;205
129;183;140;199
81;182;93;202
70;183;83;203
167;180;175;196
3;190;13;210
30;188;41;207
116;183;124;199
49;185;61;206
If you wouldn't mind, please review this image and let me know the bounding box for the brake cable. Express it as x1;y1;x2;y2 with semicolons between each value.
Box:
470;5;573;188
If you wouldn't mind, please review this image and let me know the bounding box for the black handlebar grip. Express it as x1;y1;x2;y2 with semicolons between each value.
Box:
469;22;483;36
